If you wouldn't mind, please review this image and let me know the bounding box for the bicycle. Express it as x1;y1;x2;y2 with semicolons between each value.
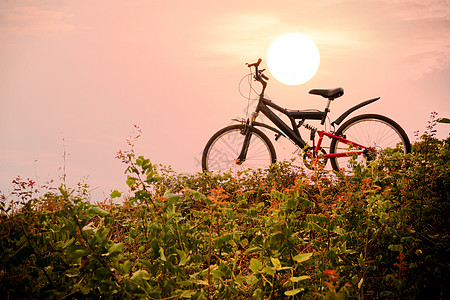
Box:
202;58;411;173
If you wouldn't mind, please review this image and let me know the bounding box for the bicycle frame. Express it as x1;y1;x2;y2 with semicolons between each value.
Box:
255;97;309;148
251;96;373;158
237;92;380;165
315;130;375;159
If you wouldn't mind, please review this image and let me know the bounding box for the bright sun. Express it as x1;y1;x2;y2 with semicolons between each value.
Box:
267;33;320;85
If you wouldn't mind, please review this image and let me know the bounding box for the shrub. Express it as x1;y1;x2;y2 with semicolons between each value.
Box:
0;135;448;299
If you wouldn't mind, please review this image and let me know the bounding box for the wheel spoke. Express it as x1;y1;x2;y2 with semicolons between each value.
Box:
202;125;275;173
330;115;410;172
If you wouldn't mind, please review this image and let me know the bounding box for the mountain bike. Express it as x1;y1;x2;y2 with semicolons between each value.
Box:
202;58;411;173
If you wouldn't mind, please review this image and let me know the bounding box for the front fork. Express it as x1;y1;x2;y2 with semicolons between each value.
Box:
236;112;259;164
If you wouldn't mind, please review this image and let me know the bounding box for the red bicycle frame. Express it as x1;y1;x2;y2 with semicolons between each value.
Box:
315;130;375;159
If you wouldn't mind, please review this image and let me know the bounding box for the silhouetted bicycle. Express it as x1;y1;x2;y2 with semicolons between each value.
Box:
202;58;411;173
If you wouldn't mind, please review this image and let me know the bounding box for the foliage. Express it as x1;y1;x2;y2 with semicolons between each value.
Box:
1;134;449;299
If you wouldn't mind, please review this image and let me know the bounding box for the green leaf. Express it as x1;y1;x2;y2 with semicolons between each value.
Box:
177;249;188;266
197;289;208;300
299;198;315;208
388;244;403;252
164;191;181;200
249;258;263;273
166;201;175;217
141;157;152;170
246;274;258;285
290;275;310;282
244;246;263;255
96;226;108;243
256;202;264;212
141;259;153;269
212;269;225;279
126;176;137;187
131;269;150;283
88;205;110;217
68;245;90;260
293;252;313;263
262;266;275;276
121;260;131;275
189;279;209;286
59;186;68;197
180;290;196;298
159;247;167;261
136;156;144;166
306;214;329;224
15;235;27;247
286;198;297;209
80;285;91;295
270;257;281;268
59;237;75;249
285;288;304;296
358;252;365;268
253;288;263;299
110;190;121;198
307;222;328;234
108;243;123;256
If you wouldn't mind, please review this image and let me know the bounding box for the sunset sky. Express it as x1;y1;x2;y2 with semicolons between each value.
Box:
1;0;449;199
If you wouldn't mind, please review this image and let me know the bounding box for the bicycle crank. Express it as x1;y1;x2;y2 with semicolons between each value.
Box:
303;147;328;170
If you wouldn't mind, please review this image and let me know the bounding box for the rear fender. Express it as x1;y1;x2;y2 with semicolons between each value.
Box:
331;97;380;127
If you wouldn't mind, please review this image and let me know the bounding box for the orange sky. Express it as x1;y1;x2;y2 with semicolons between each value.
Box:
1;0;449;200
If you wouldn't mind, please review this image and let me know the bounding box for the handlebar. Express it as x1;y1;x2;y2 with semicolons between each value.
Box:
246;58;269;81
246;58;269;97
246;58;262;68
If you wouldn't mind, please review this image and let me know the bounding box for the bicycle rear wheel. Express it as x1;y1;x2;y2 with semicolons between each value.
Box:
330;114;411;172
202;124;276;173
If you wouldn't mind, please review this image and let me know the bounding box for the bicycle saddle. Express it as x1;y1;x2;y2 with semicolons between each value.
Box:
309;87;344;100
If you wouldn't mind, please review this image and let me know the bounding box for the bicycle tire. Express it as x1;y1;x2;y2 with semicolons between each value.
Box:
330;114;411;172
202;124;276;173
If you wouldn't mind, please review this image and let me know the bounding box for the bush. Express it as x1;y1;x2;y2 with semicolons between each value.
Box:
1;135;448;299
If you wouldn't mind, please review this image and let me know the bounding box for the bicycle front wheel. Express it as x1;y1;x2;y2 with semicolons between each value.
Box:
330;114;411;172
202;124;276;173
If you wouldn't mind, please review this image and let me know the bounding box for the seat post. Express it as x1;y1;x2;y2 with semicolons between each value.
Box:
326;98;333;110
321;98;333;125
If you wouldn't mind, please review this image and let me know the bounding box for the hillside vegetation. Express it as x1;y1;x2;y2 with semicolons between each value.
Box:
1;134;449;299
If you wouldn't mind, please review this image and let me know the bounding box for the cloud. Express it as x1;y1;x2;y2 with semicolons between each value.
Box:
205;13;282;59
206;11;366;65
326;0;450;79
0;5;74;34
381;1;450;78
386;0;450;21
